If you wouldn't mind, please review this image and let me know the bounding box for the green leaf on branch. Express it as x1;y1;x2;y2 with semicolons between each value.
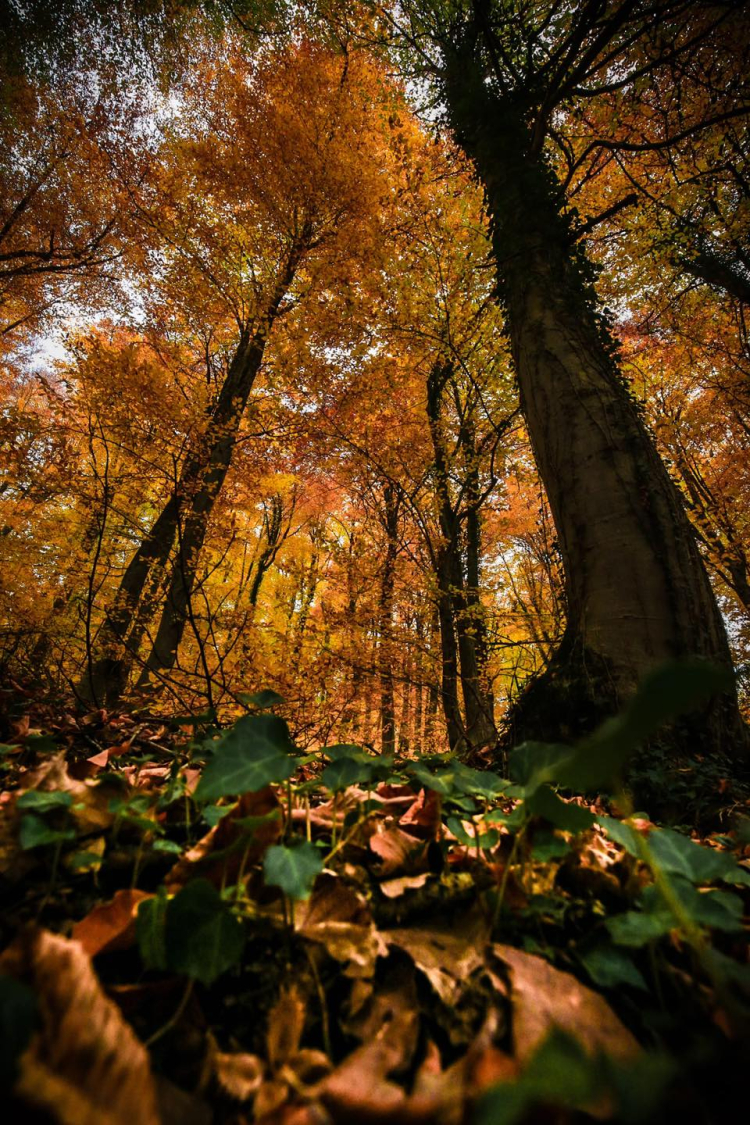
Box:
263;840;323;900
195;714;297;801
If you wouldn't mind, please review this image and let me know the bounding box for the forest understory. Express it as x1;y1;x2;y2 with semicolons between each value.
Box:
2;1;750;1122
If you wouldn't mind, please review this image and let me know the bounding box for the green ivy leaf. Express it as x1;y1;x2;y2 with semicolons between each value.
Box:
152;839;183;855
263;841;323;900
578;942;647;991
18;814;75;850
648;827;750;887
559;660;733;792
642;879;744;933
512;661;733;796
321;755;376;791
408;761;457;796
606;909;674;947
136;886;169;971
597;816;642;857
195;714;296;801
16;790;73;811
508;742;574;794
524;786;595;833
164;879;245;985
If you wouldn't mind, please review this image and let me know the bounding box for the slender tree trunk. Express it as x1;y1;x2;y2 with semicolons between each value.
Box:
426;361;492;752
378;483;399;754
79;236;307;704
443;52;744;758
138;239;308;687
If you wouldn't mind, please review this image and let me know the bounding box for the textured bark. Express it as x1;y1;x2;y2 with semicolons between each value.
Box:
138;238;308;687
378;482;399;754
426;362;496;751
443;50;744;757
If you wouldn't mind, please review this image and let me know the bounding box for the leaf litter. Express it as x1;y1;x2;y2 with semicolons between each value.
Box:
1;677;749;1123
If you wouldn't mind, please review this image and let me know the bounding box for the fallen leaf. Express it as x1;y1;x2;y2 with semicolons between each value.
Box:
379;872;430;898
298;873;387;978
384;908;490;1006
369;824;427;875
72;890;152;957
213;1051;264;1101
267;984;306;1069
399;788;442;837
1;928;160;1125
492;944;640;1063
166;786;281;890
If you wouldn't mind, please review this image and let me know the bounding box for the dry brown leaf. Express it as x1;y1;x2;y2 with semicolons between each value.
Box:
399;789;442;837
71;889;152;957
379;872;430;898
214;1051;265;1101
1;928;159;1125
22;753;116;833
492;944;640;1064
254;1077;291;1120
267;984;306;1069
384;909;490;1006
299;873;387;978
369;825;427;875
166;785;281;890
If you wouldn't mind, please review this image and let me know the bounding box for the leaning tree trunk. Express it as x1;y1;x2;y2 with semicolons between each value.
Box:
443;53;744;759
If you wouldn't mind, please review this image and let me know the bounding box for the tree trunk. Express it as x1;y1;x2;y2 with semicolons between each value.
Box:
138;239;308;687
426;361;494;752
443;53;744;758
378;482;399;754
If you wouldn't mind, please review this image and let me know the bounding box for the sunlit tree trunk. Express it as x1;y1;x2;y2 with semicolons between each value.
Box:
443;51;744;755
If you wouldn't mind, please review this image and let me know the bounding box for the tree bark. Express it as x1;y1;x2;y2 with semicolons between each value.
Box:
378;482;399;754
443;50;744;758
79;236;308;704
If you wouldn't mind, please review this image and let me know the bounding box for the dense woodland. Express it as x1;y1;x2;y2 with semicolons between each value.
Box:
1;2;750;1123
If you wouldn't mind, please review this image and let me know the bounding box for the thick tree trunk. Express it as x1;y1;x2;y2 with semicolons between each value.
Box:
444;55;744;758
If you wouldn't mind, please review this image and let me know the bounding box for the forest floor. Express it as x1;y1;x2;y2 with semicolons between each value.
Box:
1;667;749;1125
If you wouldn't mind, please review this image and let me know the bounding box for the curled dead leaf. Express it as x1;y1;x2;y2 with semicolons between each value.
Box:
213;1051;265;1101
384;908;490;1006
72;889;152;957
369;824;427;876
166;785;281;890
299;873;387;978
267;984;306;1070
1;928;159;1125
